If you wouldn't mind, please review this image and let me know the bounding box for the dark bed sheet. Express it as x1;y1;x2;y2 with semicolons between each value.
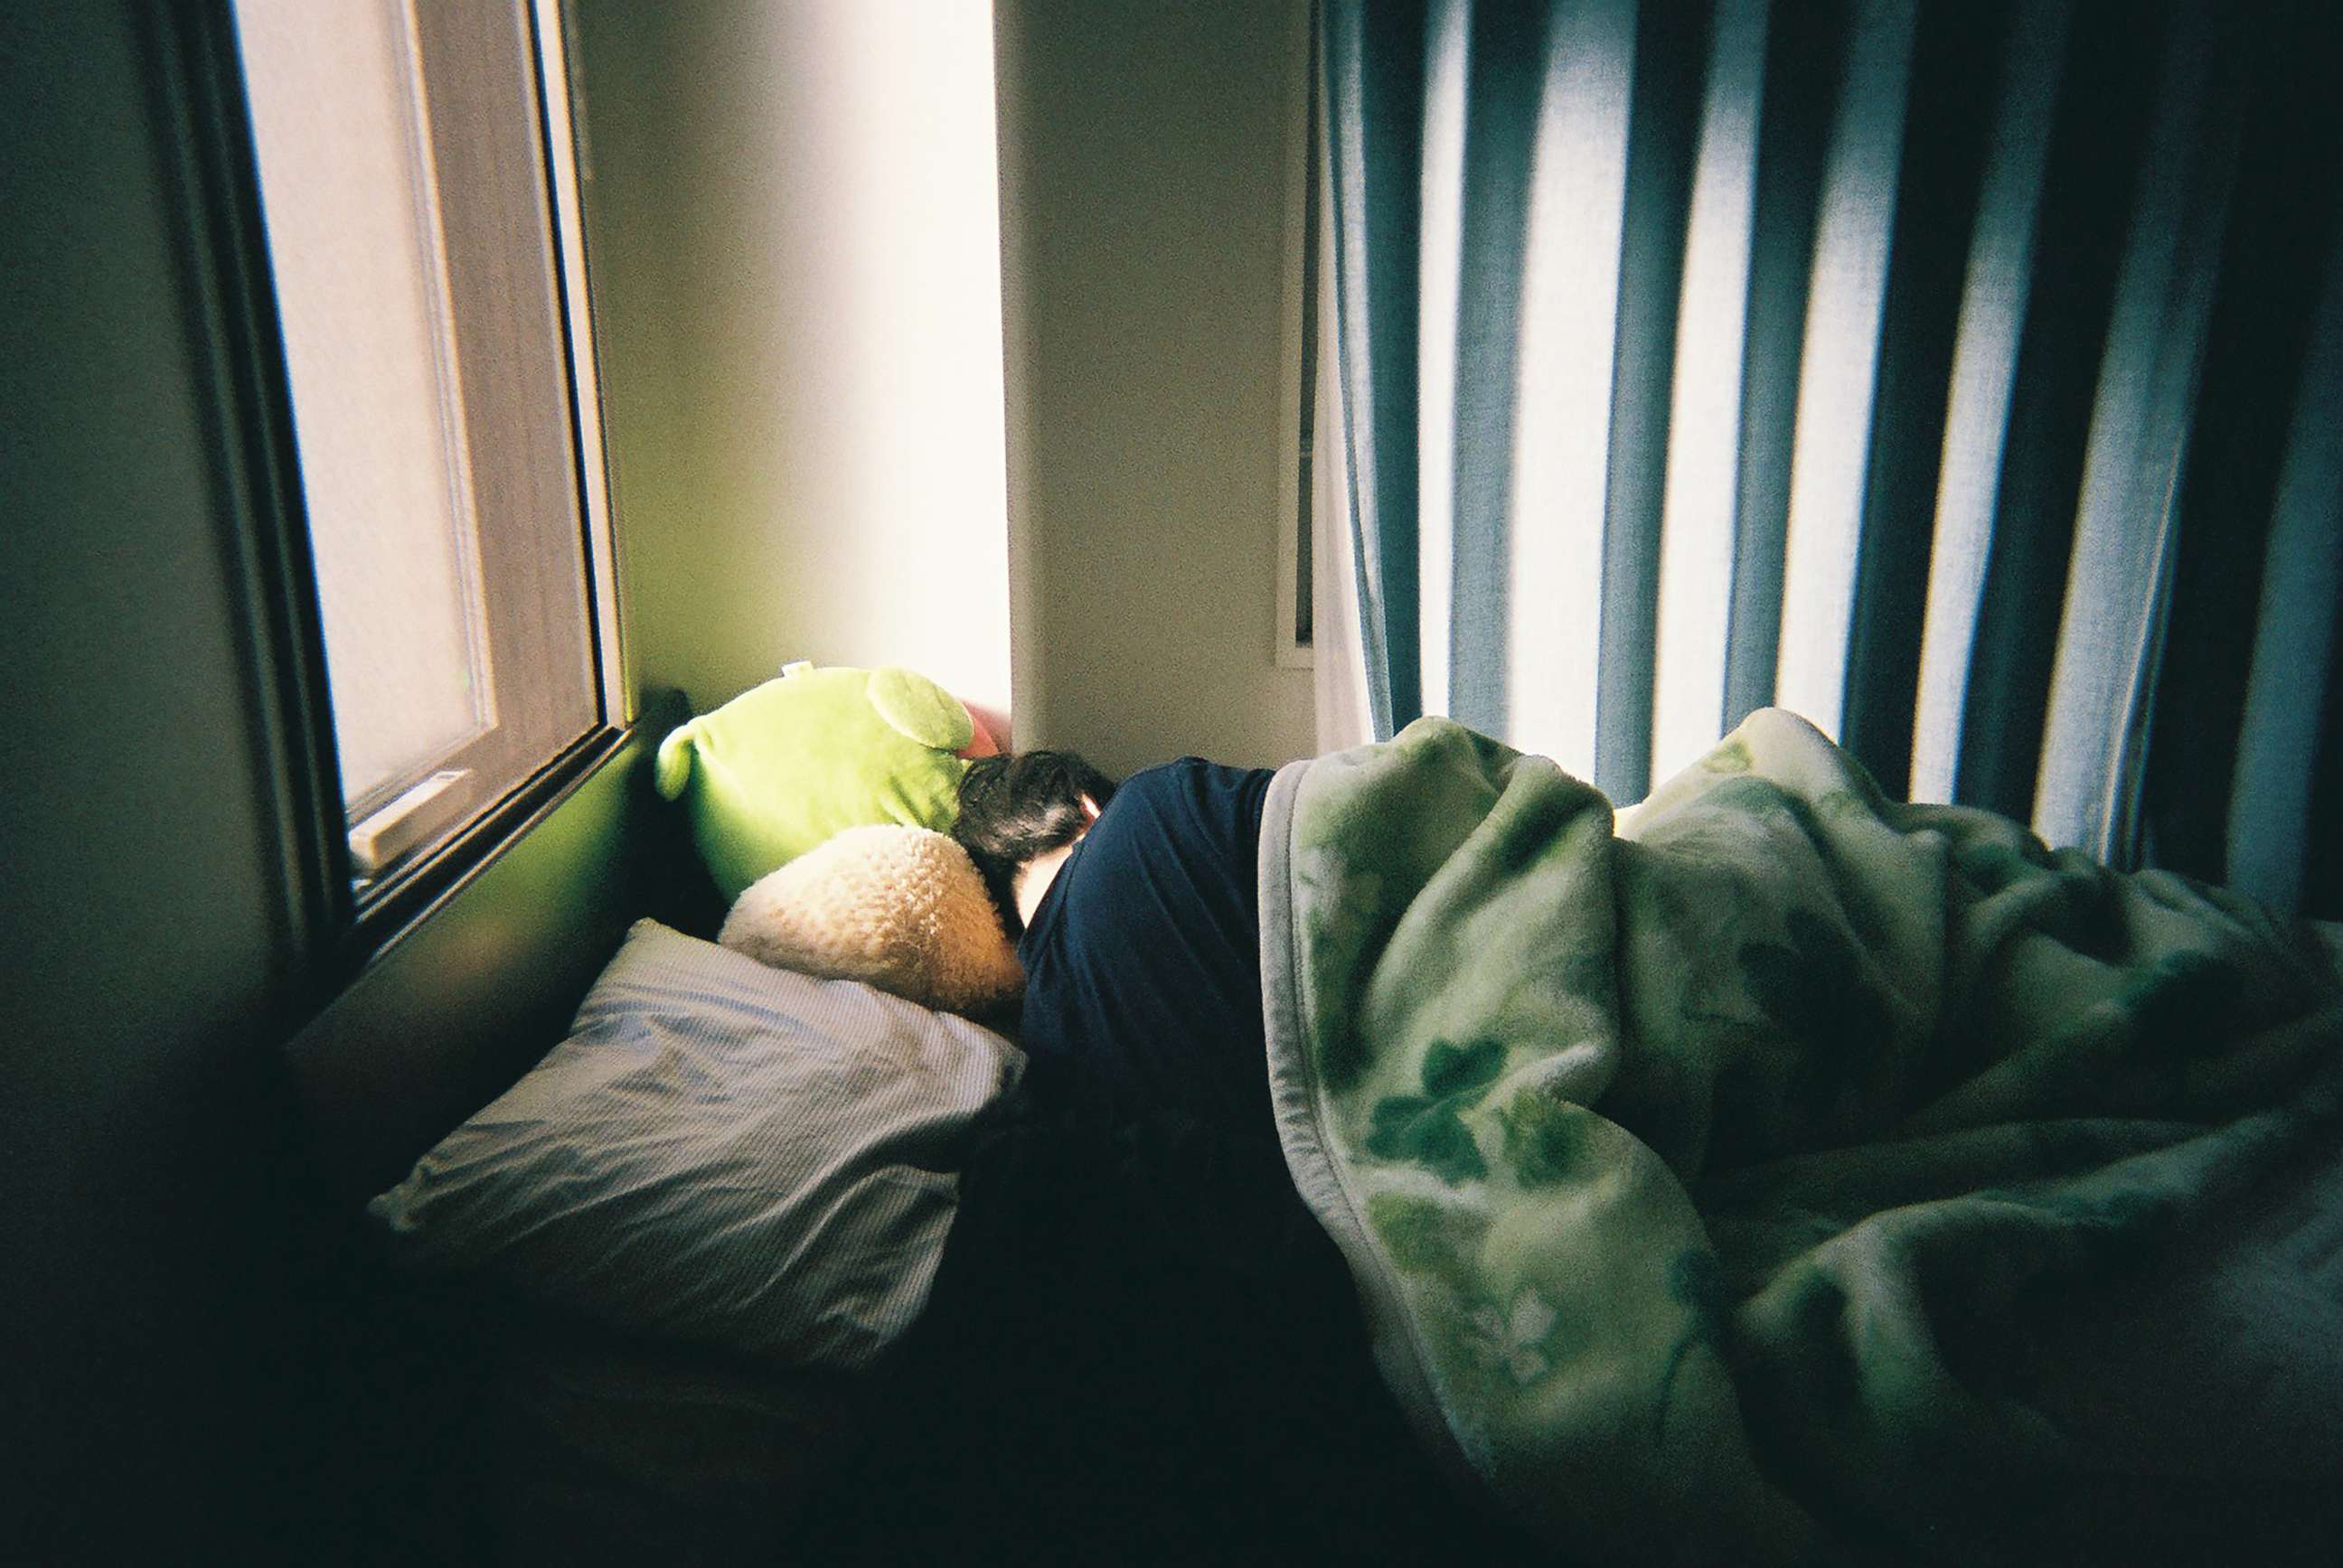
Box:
782;1095;1554;1567
466;1091;1555;1567
476;1315;861;1567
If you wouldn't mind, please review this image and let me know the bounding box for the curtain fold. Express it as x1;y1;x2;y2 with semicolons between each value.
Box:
1315;0;2343;915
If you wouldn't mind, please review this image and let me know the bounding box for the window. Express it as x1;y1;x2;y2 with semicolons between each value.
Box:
232;0;619;896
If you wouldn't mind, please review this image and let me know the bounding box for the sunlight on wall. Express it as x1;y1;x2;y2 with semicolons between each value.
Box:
576;0;1012;729
746;0;1012;725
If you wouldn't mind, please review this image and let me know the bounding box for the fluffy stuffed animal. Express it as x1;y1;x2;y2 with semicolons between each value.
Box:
655;662;995;903
719;824;1022;1018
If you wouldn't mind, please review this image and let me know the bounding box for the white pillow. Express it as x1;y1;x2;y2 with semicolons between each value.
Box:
368;919;1022;1370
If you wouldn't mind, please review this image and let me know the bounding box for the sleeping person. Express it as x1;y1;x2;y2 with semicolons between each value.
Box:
792;748;1548;1566
811;717;2343;1567
908;720;2343;1568
950;748;1275;1141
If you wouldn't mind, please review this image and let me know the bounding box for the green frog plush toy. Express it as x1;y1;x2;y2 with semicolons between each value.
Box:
654;662;994;904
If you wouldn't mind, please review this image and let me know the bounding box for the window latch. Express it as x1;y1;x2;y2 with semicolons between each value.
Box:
348;769;472;877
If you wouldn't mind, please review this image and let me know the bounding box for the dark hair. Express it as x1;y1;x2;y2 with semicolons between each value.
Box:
952;749;1116;936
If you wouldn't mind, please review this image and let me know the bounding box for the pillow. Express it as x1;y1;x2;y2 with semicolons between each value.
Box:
720;824;1022;1017
654;662;983;903
367;919;1023;1371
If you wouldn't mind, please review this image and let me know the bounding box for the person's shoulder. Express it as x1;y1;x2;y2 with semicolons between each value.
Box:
1106;756;1205;805
1100;757;1271;845
1132;755;1275;786
1116;756;1271;806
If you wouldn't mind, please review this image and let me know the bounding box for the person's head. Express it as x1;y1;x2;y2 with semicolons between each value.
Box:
951;749;1115;937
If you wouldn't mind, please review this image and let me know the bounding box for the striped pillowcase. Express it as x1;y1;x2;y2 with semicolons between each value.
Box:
368;919;1024;1369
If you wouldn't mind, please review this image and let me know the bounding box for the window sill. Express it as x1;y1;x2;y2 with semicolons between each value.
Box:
335;719;638;975
281;701;693;1200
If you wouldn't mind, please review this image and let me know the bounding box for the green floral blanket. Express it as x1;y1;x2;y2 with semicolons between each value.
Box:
1257;710;2343;1565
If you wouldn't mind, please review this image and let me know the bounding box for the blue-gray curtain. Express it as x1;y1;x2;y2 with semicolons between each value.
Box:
1317;0;2343;917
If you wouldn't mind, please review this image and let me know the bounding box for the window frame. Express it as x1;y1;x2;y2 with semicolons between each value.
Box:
1274;0;1321;671
348;0;631;942
206;0;633;970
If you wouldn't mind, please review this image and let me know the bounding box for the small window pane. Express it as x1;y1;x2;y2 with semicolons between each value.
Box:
235;0;609;890
236;0;493;805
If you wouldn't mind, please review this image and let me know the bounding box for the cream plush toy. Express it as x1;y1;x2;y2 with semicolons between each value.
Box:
719;823;1022;1018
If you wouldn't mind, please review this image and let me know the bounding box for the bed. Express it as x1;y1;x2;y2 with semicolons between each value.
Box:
349;710;2343;1565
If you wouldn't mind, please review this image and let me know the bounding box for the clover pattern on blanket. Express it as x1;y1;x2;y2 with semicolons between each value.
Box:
1260;709;2343;1567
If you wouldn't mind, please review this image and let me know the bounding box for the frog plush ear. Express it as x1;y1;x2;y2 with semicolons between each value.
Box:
867;666;974;754
654;718;703;801
654;663;979;904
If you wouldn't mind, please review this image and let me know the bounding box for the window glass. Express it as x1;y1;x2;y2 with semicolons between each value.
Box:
237;0;493;803
233;0;608;889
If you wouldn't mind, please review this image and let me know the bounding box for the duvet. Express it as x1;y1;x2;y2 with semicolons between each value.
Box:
1259;709;2343;1565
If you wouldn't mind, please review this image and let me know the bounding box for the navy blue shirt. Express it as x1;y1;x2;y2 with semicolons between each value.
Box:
1014;757;1276;1134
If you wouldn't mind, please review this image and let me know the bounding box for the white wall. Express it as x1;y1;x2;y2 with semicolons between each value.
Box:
571;0;1318;775
995;0;1318;775
569;1;1015;737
